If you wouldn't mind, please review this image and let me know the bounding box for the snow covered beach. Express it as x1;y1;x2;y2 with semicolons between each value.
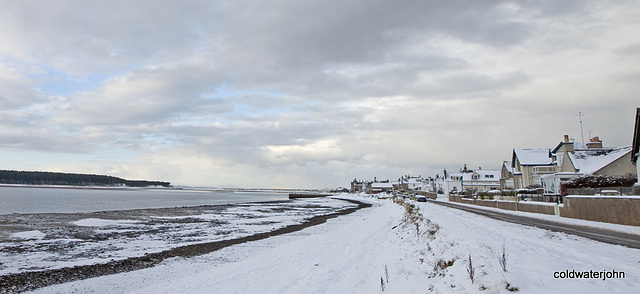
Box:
0;197;363;292
2;194;640;293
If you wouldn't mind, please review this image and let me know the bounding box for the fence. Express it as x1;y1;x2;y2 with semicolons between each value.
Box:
564;186;636;196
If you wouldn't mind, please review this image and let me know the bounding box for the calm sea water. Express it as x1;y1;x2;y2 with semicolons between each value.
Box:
0;186;289;214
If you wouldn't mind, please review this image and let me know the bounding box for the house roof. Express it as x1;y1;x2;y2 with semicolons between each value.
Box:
512;148;553;166
570;146;632;174
371;182;393;189
502;161;514;174
552;141;573;154
633;108;640;164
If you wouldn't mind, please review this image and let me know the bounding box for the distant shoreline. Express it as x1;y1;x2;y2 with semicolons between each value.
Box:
0;184;171;191
0;184;324;195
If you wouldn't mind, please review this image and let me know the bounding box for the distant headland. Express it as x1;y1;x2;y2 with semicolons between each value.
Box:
0;170;171;188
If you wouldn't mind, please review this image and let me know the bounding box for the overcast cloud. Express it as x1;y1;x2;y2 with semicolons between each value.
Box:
1;0;639;188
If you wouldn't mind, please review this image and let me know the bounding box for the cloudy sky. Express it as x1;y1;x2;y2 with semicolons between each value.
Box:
1;1;639;188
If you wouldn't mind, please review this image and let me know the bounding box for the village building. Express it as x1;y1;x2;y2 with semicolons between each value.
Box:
350;178;394;194
350;179;368;193
443;165;501;196
370;180;394;194
500;161;515;190
510;148;554;189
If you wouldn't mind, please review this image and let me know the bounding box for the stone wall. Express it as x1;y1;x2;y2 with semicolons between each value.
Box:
475;199;497;208
448;195;462;202
560;196;640;226
445;193;640;226
497;201;517;211
518;202;555;215
460;198;475;205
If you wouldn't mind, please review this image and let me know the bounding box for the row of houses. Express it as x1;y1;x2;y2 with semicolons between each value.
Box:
351;108;640;197
350;175;438;194
439;134;636;197
509;135;635;195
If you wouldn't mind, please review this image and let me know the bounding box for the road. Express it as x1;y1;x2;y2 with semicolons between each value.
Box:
427;199;640;250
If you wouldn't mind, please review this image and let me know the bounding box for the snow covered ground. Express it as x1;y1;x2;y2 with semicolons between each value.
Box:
22;193;639;293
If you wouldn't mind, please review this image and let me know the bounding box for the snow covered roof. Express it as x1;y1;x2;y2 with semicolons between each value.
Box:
570;146;632;174
502;161;514;174
402;177;424;183
512;149;553;166
371;182;393;188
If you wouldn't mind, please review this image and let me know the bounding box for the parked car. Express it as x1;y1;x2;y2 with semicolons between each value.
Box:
416;195;427;202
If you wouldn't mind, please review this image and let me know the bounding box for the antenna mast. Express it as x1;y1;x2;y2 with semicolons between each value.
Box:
577;112;585;144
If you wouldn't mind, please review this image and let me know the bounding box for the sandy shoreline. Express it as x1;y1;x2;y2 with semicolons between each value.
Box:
0;198;371;293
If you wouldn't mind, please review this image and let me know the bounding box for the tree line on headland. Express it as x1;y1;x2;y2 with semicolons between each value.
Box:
0;170;171;187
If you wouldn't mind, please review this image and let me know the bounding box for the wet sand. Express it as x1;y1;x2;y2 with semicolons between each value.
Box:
0;198;371;293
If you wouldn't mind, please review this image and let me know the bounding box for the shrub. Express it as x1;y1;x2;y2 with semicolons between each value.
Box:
559;174;637;196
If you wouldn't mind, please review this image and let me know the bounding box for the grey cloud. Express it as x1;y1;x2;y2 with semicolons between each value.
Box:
0;0;635;188
1;1;216;73
614;43;640;57
429;71;531;96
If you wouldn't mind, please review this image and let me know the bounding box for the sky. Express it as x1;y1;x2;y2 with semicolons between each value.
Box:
1;0;639;189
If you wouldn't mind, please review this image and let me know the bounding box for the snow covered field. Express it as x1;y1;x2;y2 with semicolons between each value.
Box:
21;194;639;293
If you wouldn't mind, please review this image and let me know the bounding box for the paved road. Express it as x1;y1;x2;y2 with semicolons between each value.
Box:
427;200;640;250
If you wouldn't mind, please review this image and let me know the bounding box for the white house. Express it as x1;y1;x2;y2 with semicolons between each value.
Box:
444;165;501;196
370;181;394;193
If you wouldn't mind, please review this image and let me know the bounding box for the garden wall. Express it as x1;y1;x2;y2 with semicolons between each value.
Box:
497;201;517;211
474;199;495;208
560;196;640;226
446;194;640;226
460;198;475;205
448;195;462;202
517;202;555;215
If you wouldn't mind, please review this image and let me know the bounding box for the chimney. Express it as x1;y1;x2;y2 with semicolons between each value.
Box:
586;136;603;149
564;135;570;143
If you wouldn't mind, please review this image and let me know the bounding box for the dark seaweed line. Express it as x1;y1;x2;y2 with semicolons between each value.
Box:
0;198;372;293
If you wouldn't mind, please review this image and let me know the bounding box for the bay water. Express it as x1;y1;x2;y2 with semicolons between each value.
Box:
0;186;289;214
